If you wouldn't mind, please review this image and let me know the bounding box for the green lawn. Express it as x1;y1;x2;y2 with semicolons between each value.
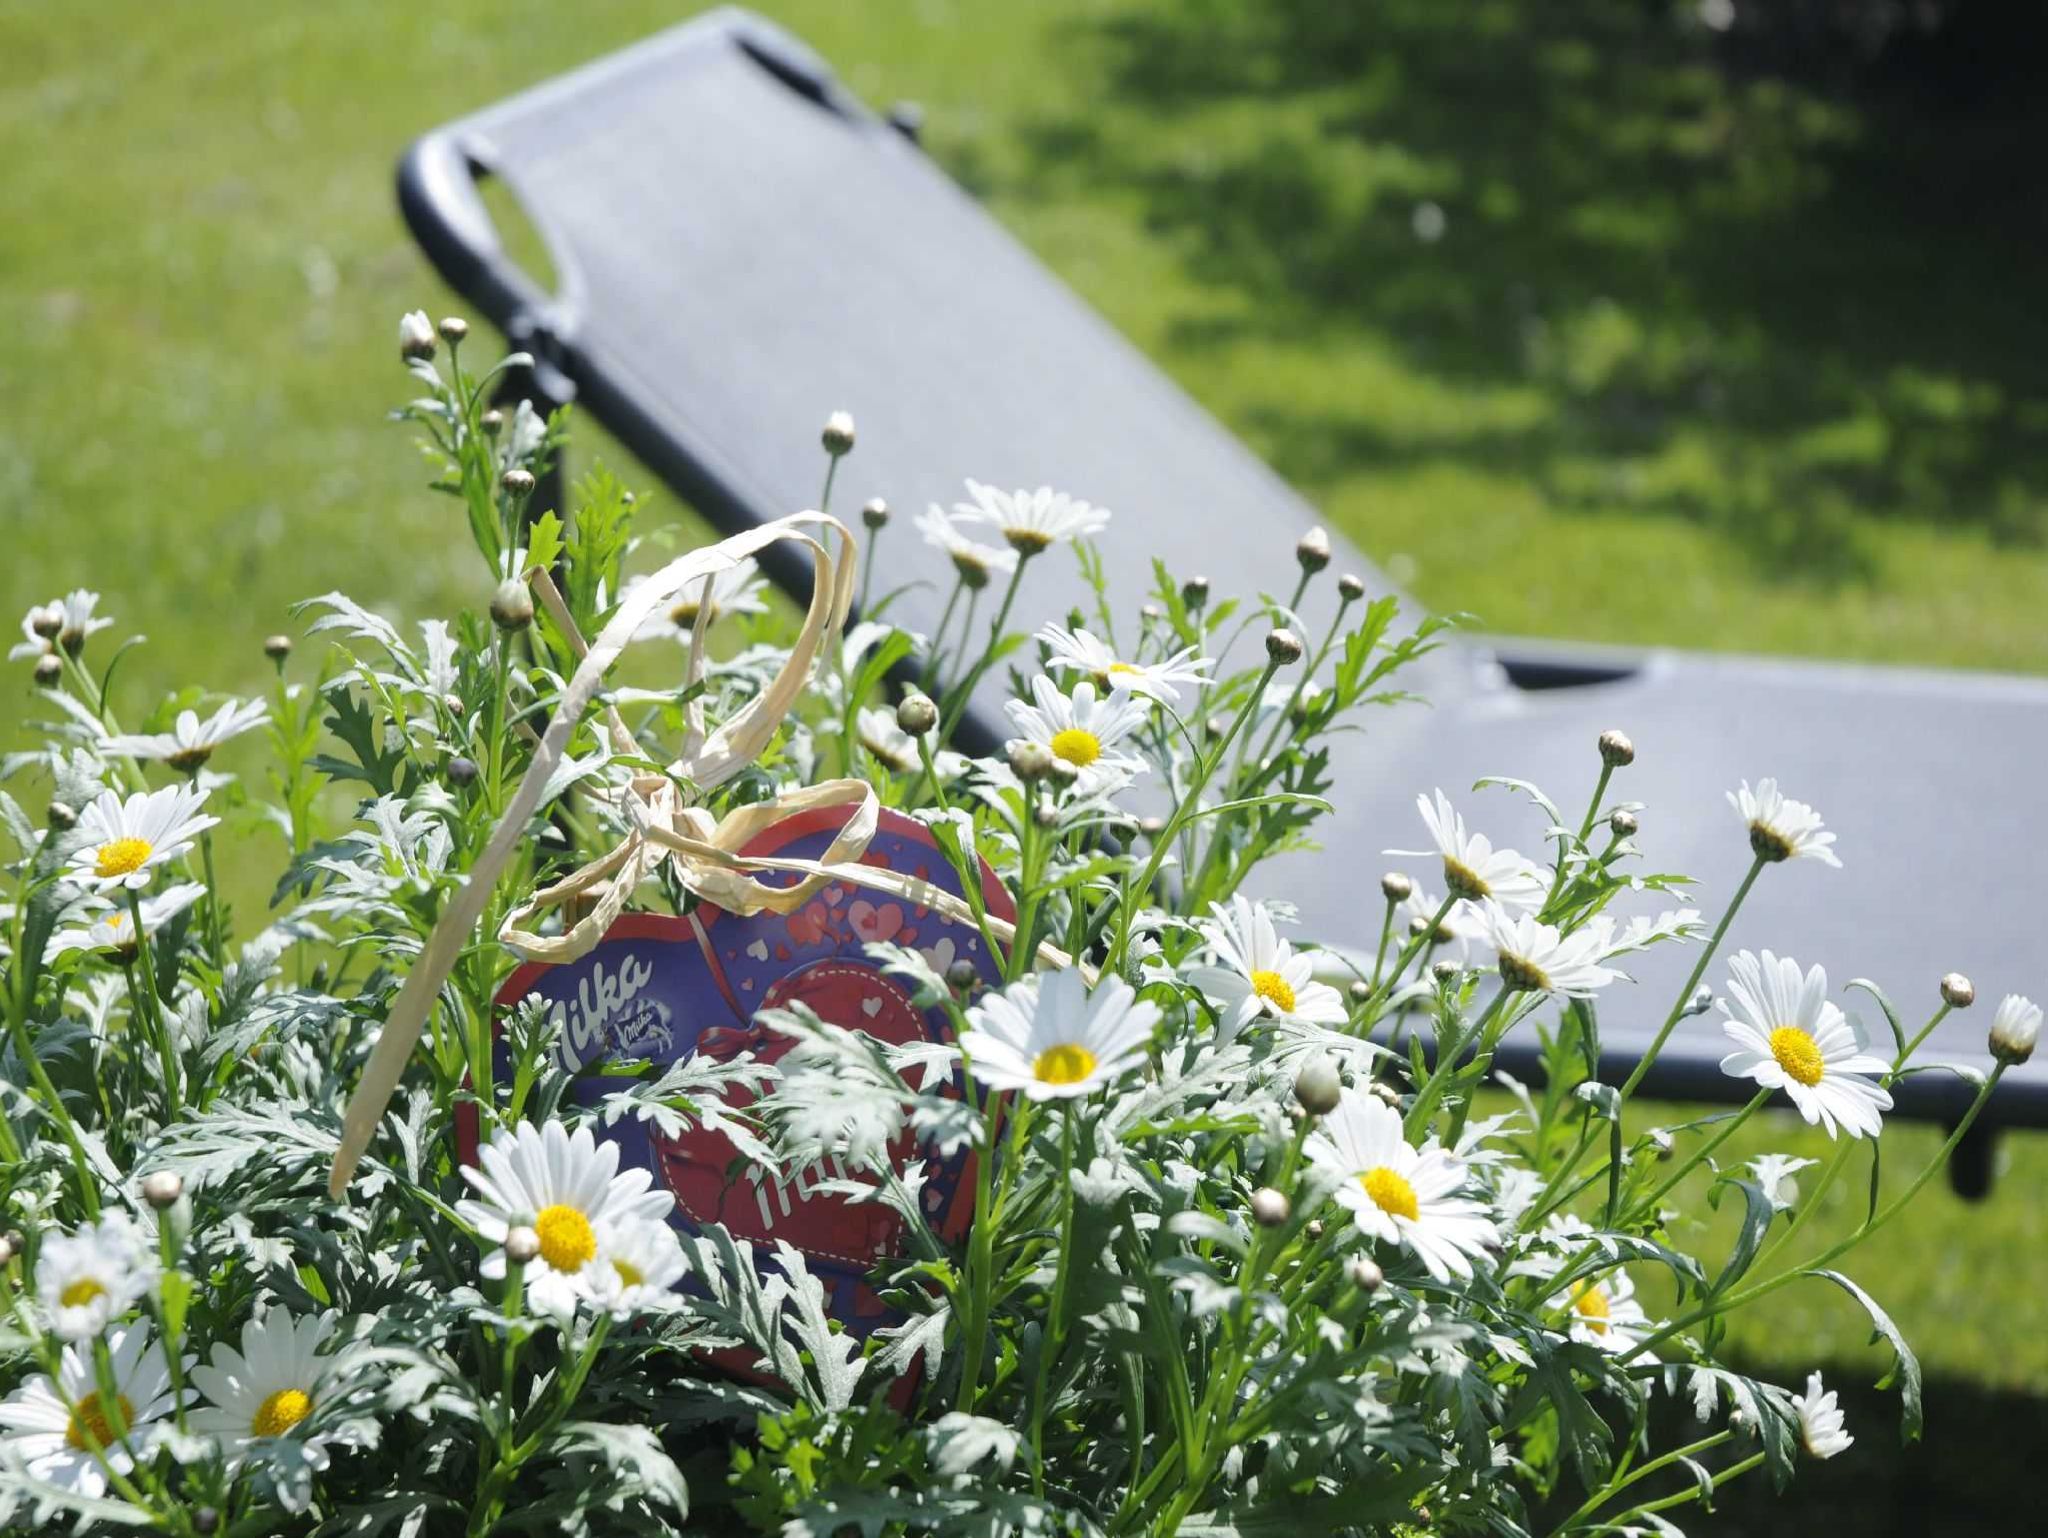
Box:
4;0;2045;1525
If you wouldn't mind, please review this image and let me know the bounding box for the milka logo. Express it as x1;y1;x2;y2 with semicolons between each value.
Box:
549;951;657;1070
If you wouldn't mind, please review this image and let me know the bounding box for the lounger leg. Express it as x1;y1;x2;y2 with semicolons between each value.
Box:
1946;1119;1997;1200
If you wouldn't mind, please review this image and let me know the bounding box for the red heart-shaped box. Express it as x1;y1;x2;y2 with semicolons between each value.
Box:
463;803;1010;1350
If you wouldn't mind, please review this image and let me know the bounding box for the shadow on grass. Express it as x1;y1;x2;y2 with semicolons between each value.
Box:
1014;0;2048;582
1609;1368;2048;1536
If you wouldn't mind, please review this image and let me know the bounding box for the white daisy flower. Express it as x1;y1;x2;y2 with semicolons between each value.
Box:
959;968;1160;1101
0;1324;182;1497
36;1214;158;1341
66;783;219;893
1310;1090;1497;1282
49;882;206;960
188;1311;361;1471
456;1121;675;1316
915;504;1018;589
1003;676;1150;796
1388;790;1547;912
1989;993;2041;1066
1718;951;1891;1139
102;700;269;772
1792;1370;1853;1459
51;590;115;655
1480;905;1622;997
8;602;61;661
856;707;923;774
1036;624;1212;705
624;561;769;643
954;479;1111;554
1729;778;1840;867
585;1219;688;1320
1747;1153;1817;1211
1403;885;1485;965
1549;1268;1651;1353
398;309;436;357
1185;895;1346;1031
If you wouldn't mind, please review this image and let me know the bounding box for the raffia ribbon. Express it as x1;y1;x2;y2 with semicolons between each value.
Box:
327;512;1055;1198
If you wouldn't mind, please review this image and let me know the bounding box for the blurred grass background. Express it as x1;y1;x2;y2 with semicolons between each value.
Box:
3;1;2044;1529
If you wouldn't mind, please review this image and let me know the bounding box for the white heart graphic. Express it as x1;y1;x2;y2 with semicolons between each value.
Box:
746;939;770;961
861;996;883;1018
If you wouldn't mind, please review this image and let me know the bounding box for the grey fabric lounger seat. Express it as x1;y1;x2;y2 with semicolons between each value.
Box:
396;6;2048;1162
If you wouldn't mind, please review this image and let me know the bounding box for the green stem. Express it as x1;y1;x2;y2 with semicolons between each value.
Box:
1625;1088;1770;1226
940;554;1033;740
1028;1105;1078;1491
1617;856;1765;1100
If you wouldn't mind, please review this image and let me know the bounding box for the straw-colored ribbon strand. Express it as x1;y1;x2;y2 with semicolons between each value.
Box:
327;513;1061;1198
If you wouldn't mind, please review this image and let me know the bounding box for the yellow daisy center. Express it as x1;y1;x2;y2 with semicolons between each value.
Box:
94;837;153;879
1768;1026;1826;1087
614;1258;645;1289
1005;528;1054;554
1049;728;1101;768
1106;661;1143;678
1442;854;1489;901
1032;1043;1098;1085
1572;1282;1612;1334
668;599;718;630
1360;1166;1419;1222
251;1387;313;1438
65;1391;133;1450
533;1203;597;1272
59;1278;107;1309
1249;969;1296;1014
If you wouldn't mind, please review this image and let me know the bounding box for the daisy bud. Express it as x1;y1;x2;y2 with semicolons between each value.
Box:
1647;1128;1675;1161
140;1170;184;1209
1305;1219;1324;1239
398;309;436;360
1347;1255;1385;1293
1431;960;1458;984
1989;994;2041;1066
437;315;468;344
1293;1054;1343;1116
490;579;534;633
1181;575;1210;609
500;467;536;498
1369;1081;1403;1109
1138;815;1167;838
1205;714;1229;738
861;496;890;531
0;1237;12;1267
30;603;62;639
194;1510;221;1536
33;654;61;687
945;958;981;995
1598;729;1635;768
1940;972;1975;1009
821;410;856;457
1609;809;1638;837
895;693;938;736
504;1226;541;1267
47;801;77;831
263;633;292;662
1034;803;1060;828
1348;980;1371;1005
1141;603;1164;624
1009;741;1056;785
481;408;504;436
1380;871;1413;903
1338;572;1367;602
1251;1187;1291;1228
1265;628;1304;666
1408;914;1431;938
1295;526;1332;575
447;756;480;787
